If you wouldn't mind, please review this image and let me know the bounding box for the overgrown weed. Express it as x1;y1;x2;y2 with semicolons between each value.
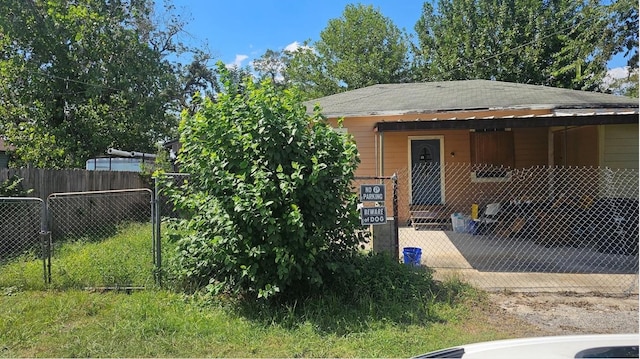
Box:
211;252;480;336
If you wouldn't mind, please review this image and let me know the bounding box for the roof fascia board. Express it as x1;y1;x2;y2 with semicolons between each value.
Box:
375;113;639;132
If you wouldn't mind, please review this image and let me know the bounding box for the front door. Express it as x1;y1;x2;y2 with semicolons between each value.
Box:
410;139;442;205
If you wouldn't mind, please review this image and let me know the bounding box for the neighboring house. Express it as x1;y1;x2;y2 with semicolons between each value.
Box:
0;138;13;169
305;80;639;223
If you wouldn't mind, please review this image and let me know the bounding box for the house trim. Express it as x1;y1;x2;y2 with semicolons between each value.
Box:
375;112;638;132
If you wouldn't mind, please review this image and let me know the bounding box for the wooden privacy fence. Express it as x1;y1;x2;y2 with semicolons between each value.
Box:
0;168;148;200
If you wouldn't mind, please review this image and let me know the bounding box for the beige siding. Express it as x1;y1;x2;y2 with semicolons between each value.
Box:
601;124;639;170
331;117;379;177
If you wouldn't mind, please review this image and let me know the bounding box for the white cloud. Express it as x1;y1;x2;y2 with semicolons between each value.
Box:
284;41;313;53
603;66;630;86
284;41;301;52
226;54;249;69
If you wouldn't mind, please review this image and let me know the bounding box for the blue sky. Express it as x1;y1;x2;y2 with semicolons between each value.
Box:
170;0;425;67
168;0;629;73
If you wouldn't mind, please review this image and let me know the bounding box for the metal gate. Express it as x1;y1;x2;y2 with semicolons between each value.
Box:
47;189;154;288
0;189;155;288
0;197;47;283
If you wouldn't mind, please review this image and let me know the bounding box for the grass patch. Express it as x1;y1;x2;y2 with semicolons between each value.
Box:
0;285;513;357
0;222;156;290
0;224;525;357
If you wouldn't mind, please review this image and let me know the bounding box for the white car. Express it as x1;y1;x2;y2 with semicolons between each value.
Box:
412;334;639;359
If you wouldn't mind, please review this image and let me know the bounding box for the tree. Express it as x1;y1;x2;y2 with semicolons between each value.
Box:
609;0;638;69
413;0;630;90
252;49;290;87
286;4;411;98
602;0;639;97
283;43;342;99
165;63;365;299
0;0;215;168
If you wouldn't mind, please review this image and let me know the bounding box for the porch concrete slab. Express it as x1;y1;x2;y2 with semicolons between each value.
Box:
433;269;638;294
399;228;473;269
398;227;639;294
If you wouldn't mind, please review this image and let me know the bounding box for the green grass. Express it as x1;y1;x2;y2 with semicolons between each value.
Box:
0;223;524;357
0;289;514;358
0;223;156;290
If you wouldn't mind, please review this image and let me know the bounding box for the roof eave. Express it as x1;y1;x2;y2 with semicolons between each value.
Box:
375;111;639;132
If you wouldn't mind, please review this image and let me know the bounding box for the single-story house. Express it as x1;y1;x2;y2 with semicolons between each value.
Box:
305;80;639;225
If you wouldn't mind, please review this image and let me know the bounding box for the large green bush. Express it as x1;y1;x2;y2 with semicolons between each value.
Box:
166;65;365;299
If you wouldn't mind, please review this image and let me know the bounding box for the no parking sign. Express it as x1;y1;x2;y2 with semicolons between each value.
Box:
360;184;385;202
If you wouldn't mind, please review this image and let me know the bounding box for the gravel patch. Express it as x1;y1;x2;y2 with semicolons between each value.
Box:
489;292;639;335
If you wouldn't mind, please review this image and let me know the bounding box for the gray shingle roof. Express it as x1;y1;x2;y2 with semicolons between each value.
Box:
305;80;639;118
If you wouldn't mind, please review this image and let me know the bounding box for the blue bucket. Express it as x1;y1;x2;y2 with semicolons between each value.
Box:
403;247;422;266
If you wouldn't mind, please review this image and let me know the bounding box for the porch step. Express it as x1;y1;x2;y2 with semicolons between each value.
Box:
410;210;452;230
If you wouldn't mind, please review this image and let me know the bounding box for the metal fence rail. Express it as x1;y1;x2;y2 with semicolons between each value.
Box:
153;173;191;283
396;163;639;294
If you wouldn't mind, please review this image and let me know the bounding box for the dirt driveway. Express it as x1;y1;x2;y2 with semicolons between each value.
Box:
488;292;639;335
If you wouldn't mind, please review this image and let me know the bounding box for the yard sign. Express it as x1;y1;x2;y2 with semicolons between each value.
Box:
360;184;387;225
360;184;385;202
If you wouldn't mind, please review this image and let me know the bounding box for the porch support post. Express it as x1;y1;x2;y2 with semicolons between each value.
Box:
378;130;384;177
392;173;399;260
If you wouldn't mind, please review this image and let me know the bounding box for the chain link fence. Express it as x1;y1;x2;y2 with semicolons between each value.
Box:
0;197;46;265
155;166;638;294
5;165;635;294
46;189;153;287
395;163;638;294
48;189;152;242
0;190;153;287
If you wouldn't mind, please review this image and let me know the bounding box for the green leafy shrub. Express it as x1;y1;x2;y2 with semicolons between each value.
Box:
324;253;438;320
0;176;33;197
166;63;365;299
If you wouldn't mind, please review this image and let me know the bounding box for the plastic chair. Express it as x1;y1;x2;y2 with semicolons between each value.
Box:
473;203;501;234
